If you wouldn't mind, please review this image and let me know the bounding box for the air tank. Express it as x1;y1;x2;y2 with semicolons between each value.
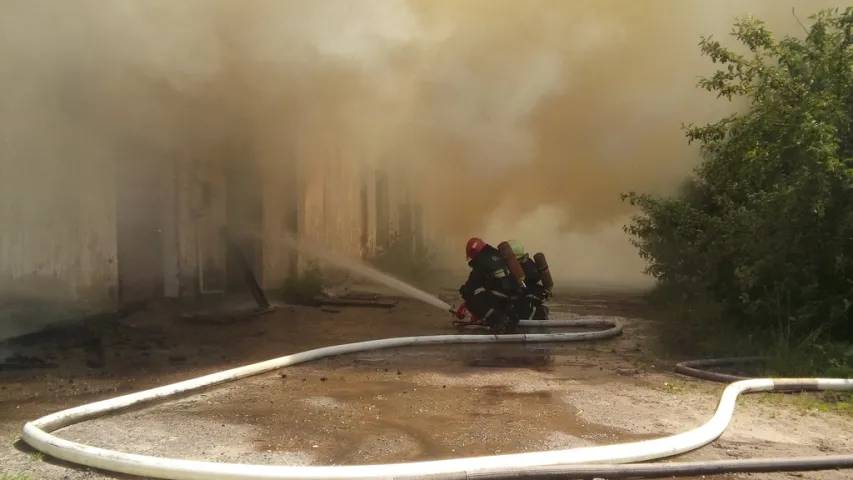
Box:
533;252;555;290
497;241;526;285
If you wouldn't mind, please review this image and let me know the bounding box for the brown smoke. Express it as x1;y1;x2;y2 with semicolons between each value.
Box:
407;0;840;234
0;0;842;300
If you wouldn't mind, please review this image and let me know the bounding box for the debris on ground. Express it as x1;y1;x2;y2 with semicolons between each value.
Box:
0;354;58;371
181;306;277;325
317;297;398;309
312;290;400;309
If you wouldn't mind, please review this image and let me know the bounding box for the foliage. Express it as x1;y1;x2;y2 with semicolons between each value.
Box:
623;8;853;374
367;231;441;288
277;259;325;305
0;474;31;480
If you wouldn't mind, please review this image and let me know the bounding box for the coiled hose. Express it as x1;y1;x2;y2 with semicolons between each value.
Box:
20;318;853;480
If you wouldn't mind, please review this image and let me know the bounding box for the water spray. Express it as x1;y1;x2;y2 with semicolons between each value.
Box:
275;234;454;312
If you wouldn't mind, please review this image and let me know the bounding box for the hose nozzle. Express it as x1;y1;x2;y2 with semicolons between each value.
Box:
451;302;469;320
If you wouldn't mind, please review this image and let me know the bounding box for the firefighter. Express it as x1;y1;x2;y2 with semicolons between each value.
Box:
455;237;522;334
508;240;551;320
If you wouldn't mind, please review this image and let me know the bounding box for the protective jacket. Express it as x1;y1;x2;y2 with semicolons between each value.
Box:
459;244;520;301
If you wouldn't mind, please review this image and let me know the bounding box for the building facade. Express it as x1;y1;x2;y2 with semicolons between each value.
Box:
0;145;423;340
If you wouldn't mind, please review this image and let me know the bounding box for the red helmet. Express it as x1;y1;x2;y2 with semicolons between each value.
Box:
466;237;486;261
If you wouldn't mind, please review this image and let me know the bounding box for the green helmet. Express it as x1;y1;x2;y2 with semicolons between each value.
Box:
508;239;526;259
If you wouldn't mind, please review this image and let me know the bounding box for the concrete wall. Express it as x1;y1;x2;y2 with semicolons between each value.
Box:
275;150;428;279
303;152;363;257
174;157;228;296
259;174;296;290
257;138;299;291
361;167;378;259
293;148;367;280
0;132;437;342
0;147;231;341
376;161;416;252
322;156;364;259
0;143;119;340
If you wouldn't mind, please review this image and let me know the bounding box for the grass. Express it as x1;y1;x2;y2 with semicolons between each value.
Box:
749;390;853;418
657;379;690;394
9;435;46;465
1;473;32;480
25;451;43;462
646;283;853;415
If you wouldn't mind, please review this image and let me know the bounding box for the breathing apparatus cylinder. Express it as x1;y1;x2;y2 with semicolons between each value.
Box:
533;252;555;290
497;241;526;286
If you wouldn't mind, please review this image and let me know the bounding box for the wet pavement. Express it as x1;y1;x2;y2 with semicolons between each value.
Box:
176;344;657;465
2;290;849;479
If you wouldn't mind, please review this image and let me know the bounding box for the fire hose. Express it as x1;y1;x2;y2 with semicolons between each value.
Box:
20;317;853;480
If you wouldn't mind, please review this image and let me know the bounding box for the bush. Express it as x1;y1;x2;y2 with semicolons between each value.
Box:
623;8;853;375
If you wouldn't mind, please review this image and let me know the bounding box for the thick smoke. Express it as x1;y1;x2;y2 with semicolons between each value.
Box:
408;0;843;286
410;0;840;227
0;0;842;300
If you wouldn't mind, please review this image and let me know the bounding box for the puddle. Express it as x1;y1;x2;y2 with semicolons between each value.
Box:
161;339;736;480
52;346;738;480
467;352;553;371
188;367;658;467
462;342;619;376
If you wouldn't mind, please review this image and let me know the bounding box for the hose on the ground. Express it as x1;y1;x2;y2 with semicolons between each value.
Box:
19;317;853;480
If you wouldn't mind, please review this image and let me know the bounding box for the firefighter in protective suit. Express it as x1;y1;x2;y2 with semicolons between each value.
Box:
508;240;551;320
455;237;522;334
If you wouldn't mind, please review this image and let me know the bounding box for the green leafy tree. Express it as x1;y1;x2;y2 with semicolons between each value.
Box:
623;8;853;362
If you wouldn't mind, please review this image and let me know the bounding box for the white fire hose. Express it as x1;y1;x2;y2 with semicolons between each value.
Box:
20;317;853;479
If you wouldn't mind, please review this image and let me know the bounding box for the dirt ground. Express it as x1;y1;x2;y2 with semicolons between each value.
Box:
1;288;851;480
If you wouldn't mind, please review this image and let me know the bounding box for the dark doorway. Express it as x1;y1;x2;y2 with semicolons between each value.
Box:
398;202;414;253
225;161;264;294
413;203;425;254
284;177;299;279
375;168;390;248
360;178;369;259
116;154;166;305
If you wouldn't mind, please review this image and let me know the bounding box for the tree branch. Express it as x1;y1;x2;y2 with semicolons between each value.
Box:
792;7;809;35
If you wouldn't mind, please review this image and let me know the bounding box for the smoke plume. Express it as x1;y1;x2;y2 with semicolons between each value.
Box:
0;0;842;300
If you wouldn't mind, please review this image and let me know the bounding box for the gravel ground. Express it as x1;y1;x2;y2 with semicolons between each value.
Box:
1;290;851;480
